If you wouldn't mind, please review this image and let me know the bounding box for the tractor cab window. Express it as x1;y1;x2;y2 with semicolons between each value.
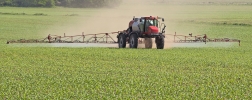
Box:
140;19;145;23
148;20;154;25
139;18;158;32
146;19;158;27
153;19;158;27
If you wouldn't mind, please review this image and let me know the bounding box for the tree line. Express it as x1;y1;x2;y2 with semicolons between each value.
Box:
0;0;122;8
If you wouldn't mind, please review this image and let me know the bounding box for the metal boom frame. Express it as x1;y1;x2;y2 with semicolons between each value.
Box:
165;32;240;46
7;31;240;46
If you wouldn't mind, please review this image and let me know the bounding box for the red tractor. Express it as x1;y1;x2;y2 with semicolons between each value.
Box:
117;16;166;49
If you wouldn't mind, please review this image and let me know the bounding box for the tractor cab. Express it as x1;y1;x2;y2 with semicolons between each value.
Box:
139;16;165;35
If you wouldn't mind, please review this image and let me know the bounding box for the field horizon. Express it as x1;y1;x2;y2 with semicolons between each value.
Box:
1;1;252;99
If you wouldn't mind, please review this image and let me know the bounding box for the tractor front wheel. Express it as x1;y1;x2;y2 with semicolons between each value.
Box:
129;34;138;48
155;35;164;49
118;34;126;48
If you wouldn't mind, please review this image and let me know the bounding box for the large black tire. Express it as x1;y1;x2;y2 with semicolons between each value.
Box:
144;38;153;49
155;35;164;49
129;34;138;48
118;34;126;48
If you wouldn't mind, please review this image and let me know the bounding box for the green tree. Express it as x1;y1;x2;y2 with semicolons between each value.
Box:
0;0;122;8
45;0;55;7
1;0;13;6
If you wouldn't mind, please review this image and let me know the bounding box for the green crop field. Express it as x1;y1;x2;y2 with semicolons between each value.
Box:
0;1;252;99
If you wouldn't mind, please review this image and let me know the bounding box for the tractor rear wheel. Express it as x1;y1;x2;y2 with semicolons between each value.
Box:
129;34;138;48
155;35;164;49
118;34;126;48
144;38;152;49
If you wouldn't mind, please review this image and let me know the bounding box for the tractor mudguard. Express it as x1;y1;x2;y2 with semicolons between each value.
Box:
117;32;124;38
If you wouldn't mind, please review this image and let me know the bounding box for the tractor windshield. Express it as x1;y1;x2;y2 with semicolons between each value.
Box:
139;18;159;32
146;19;158;27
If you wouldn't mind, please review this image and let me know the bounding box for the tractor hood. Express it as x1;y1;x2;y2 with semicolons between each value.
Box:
147;26;159;34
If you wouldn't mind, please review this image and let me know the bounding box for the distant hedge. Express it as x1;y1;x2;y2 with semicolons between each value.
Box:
0;0;123;8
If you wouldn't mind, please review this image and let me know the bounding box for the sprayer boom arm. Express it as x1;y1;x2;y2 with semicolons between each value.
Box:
6;31;240;46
